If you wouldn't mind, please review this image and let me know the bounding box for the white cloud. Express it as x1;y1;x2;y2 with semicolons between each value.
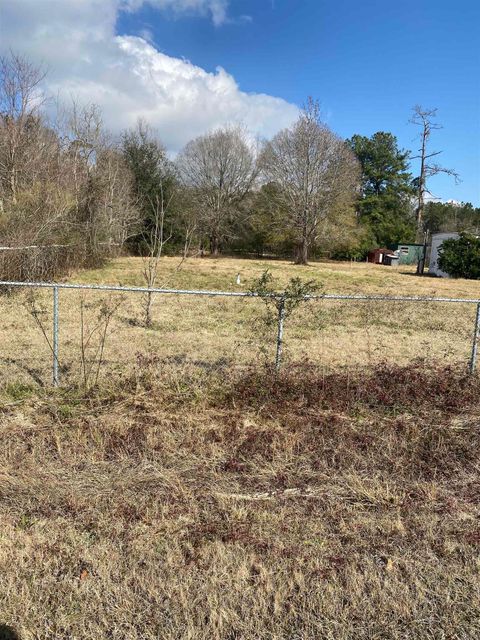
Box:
0;0;297;151
142;0;230;26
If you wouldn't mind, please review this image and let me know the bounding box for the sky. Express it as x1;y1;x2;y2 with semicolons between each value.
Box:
1;0;479;204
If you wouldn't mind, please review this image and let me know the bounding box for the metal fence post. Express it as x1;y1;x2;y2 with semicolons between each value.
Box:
53;286;59;386
275;298;285;372
469;302;480;374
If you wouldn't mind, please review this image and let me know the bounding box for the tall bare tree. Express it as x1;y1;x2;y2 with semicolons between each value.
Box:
122;121;181;325
0;64;139;280
261;99;359;264
97;147;138;249
410;105;460;242
61;102;140;266
0;52;47;205
176;125;258;256
67;102;103;213
141;190;174;327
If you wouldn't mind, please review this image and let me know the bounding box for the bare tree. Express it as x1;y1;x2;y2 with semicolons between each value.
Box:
67;102;103;208
95;146;139;250
0;54;140;281
410;105;460;243
66;102;104;262
0;52;47;205
142;191;173;327
174;186;199;260
64;102;140;266
261;99;359;264
122;121;180;325
176;125;258;256
0;55;74;279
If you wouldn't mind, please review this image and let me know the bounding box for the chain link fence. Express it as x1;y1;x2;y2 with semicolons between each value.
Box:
1;279;480;388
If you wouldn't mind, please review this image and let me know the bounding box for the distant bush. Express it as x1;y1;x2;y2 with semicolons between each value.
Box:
438;233;480;279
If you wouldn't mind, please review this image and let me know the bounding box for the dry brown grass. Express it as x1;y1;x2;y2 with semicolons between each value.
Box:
0;362;479;639
1;255;479;387
68;255;480;298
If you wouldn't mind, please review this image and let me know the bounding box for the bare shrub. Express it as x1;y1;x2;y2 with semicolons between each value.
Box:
79;294;124;391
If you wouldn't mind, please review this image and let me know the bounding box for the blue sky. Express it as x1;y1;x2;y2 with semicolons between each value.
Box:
117;0;480;205
2;0;479;204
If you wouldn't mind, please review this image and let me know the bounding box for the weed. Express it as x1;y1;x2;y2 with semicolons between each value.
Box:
3;381;37;401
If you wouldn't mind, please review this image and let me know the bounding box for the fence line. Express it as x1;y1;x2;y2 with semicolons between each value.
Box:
1;279;480;303
1;279;480;385
0;242;121;251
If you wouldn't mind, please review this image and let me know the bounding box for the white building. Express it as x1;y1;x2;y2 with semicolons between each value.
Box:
429;232;460;277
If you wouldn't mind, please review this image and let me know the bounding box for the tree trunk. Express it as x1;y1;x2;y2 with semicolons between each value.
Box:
144;291;153;328
415;178;425;245
294;238;309;265
415;125;427;245
9;166;17;204
210;234;220;257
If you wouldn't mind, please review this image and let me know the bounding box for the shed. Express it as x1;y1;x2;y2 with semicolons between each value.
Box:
367;248;395;264
388;243;424;265
429;233;460;277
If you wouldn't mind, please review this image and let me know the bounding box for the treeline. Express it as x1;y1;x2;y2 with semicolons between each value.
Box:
0;54;136;280
423;201;480;235
348;131;479;252
1;53;476;280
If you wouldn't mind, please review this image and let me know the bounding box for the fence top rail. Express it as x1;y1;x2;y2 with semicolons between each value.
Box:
1;279;479;304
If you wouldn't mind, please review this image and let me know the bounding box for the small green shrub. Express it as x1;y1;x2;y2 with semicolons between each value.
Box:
438;233;480;279
249;270;321;325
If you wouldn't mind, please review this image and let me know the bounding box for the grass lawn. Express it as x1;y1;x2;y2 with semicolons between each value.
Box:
0;255;479;387
73;254;480;298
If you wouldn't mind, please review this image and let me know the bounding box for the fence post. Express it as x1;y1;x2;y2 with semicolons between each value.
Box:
469;302;480;374
275;298;285;372
53;286;59;386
